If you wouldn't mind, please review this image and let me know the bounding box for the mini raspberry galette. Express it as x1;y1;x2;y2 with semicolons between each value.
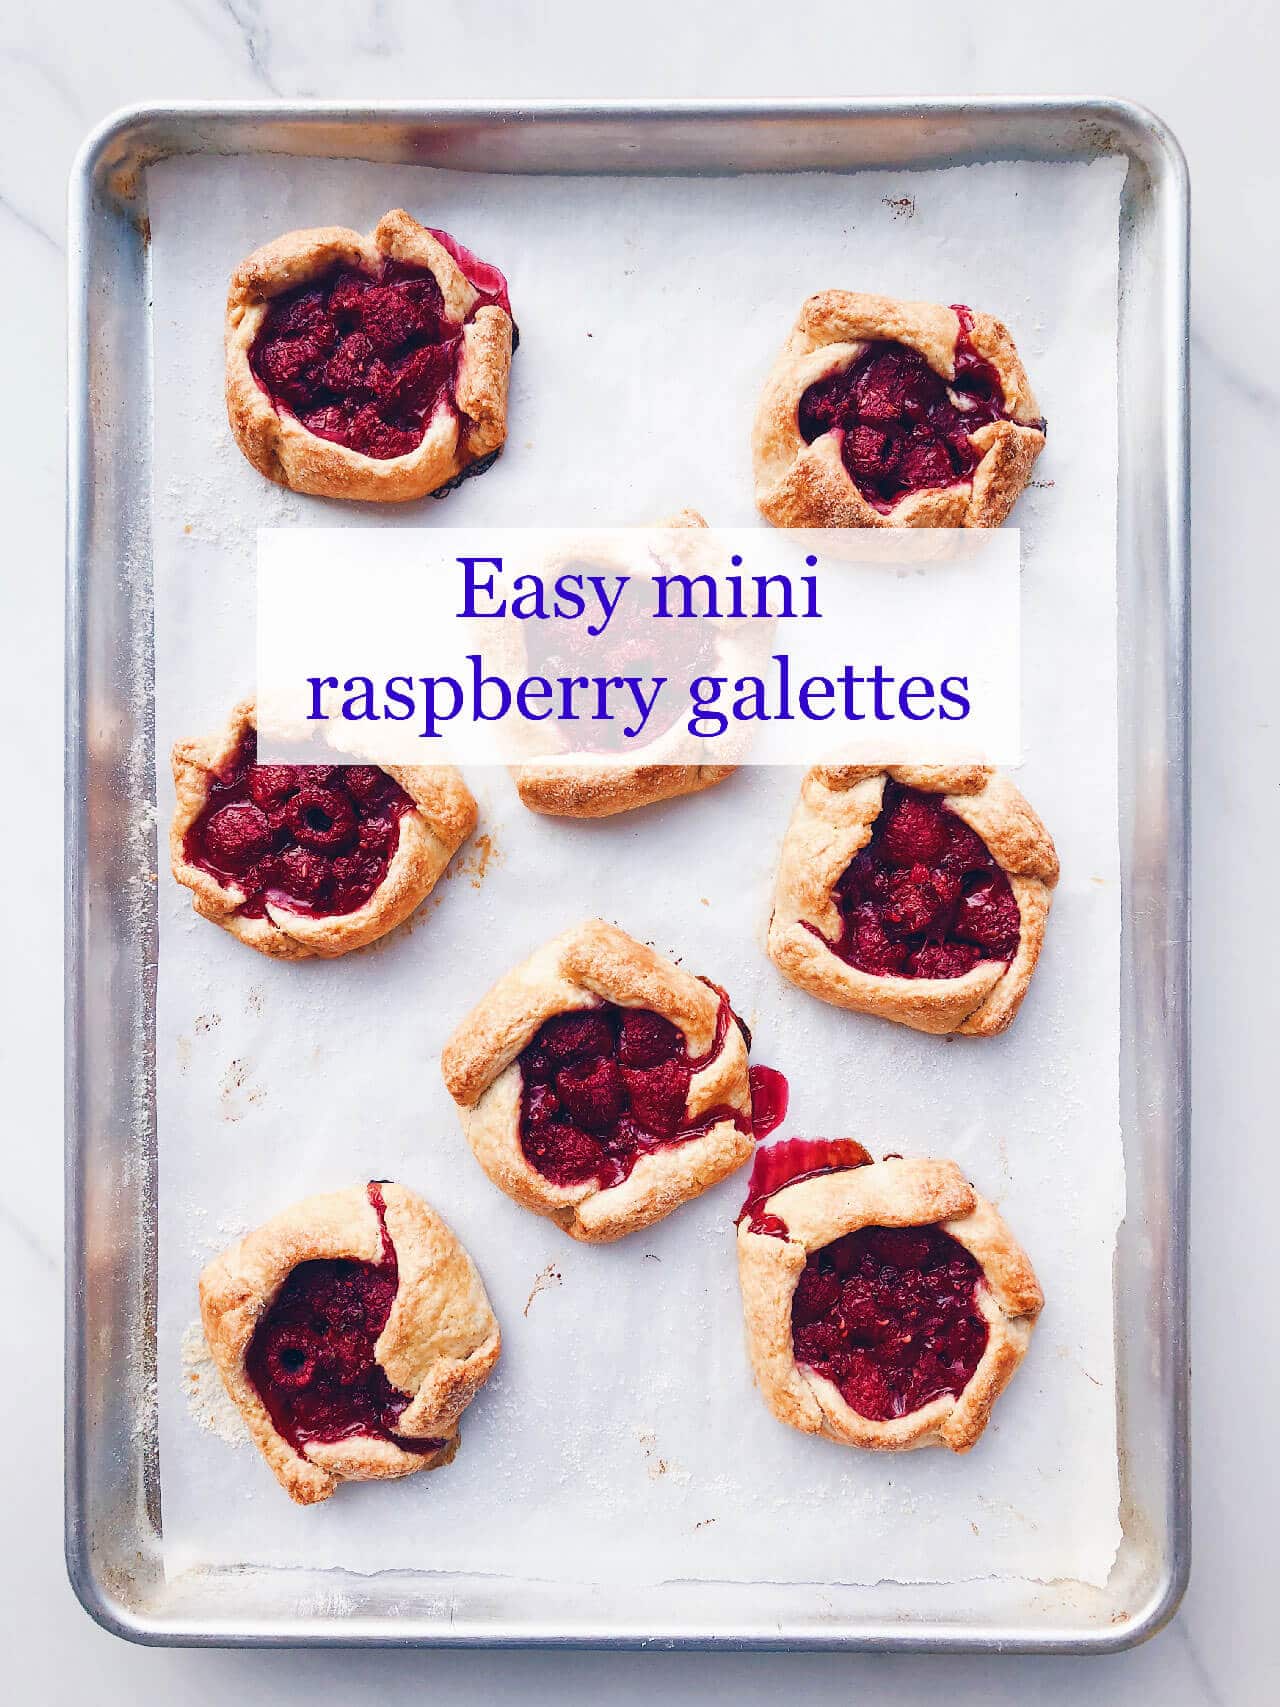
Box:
170;700;476;959
511;511;736;818
441;920;764;1242
737;1143;1043;1452
199;1180;501;1504
226;208;515;502
753;293;1045;529
767;765;1058;1036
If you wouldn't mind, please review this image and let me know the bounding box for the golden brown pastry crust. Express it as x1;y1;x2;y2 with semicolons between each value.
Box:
511;510;738;818
199;1181;501;1504
513;760;738;819
737;1156;1042;1453
170;699;476;959
441;919;753;1242
225;208;514;503
752;292;1045;530
766;765;1058;1036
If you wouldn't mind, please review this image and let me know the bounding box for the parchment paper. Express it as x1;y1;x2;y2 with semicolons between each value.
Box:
149;151;1125;1588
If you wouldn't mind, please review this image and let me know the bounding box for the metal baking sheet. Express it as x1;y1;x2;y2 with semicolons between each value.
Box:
65;99;1189;1651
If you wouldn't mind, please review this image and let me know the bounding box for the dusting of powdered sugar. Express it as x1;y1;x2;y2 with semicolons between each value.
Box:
181;1321;247;1447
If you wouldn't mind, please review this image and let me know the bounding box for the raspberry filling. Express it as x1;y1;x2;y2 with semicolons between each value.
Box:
815;781;1021;981
249;232;510;461
184;730;413;919
797;303;1035;512
737;1137;874;1236
518;990;758;1191
246;1183;443;1457
792;1222;988;1421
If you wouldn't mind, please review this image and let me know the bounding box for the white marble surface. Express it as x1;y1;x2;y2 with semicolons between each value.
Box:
1;0;1269;1699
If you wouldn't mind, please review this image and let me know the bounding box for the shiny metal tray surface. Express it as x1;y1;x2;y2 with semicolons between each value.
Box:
65;99;1189;1651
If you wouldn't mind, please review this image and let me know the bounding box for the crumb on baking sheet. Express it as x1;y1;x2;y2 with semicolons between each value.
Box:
458;831;503;889
524;1261;563;1316
637;1428;690;1485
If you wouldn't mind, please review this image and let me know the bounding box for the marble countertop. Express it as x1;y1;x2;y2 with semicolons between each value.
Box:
4;0;1268;1700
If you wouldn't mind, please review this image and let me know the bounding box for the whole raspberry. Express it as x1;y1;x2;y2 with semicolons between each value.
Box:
884;867;951;936
797;370;849;438
266;288;329;340
265;1333;317;1390
880;794;947;866
953;875;1020;955
555;1055;625;1132
272;845;330;904
839;1359;893;1421
616;1008;682;1068
899;438;956;490
793;1320;843;1366
388;270;448;333
203;802;272;871
844;904;908;976
855;350;914;422
621;1058;690;1138
538;1010;614;1062
525;1124;604;1185
846;423;901;481
328;272;371;320
907;942;981;979
319;1334;375;1388
323;331;377;394
332;855;385;914
356;285;433;355
836;848;889;907
346;405;421;460
301;405;349;442
285;786;356;851
258;334;329;406
247;766;301;813
344;765;391;806
383;343;454;416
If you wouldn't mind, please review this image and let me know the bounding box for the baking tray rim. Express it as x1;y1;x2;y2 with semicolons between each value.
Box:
65;95;1190;1652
